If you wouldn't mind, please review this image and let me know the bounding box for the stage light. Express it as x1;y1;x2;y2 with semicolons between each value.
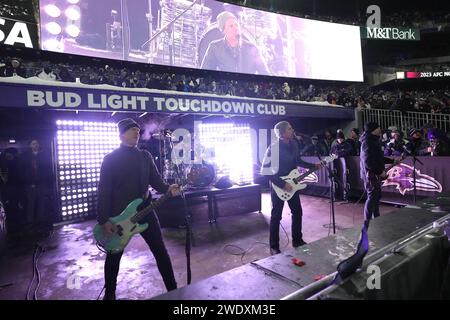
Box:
45;4;61;18
43;39;61;51
65;24;80;37
46;22;62;35
198;122;253;185
56;120;119;221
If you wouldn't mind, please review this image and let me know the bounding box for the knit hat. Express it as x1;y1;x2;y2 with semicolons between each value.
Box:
351;128;360;135
364;122;380;133
336;131;345;140
217;11;238;33
117;118;140;135
409;128;421;137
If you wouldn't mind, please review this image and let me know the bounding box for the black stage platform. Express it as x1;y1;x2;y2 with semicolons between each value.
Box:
154;184;262;227
153;195;450;300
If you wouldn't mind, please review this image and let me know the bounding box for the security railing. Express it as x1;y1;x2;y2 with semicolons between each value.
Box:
361;109;450;134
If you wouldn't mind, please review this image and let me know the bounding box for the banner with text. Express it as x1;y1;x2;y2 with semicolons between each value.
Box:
0;79;354;119
361;27;420;41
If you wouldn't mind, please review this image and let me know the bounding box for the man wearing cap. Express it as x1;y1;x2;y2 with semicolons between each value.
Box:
97;118;179;300
200;11;269;75
405;128;429;156
360;122;398;220
331;131;353;158
261;121;323;255
384;130;407;157
301;135;328;156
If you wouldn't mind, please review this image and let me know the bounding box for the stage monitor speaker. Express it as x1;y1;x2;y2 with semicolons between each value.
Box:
317;228;450;300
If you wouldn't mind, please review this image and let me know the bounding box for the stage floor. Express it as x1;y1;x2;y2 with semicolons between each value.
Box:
0;193;396;300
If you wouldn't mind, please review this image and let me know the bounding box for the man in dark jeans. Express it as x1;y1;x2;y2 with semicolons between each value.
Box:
360;122;398;220
97;118;180;300
19;140;52;233
262;121;323;255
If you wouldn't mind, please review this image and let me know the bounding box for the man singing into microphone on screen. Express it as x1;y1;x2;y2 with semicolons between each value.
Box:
200;11;269;75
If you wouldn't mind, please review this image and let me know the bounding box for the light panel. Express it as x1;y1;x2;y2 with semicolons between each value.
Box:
55;120;120;221
198;122;253;185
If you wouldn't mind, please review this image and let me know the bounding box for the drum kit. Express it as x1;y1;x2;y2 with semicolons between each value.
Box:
149;0;212;67
152;129;216;189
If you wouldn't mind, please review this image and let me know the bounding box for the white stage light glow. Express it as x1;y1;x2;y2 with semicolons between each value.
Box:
198;122;253;185
55;120;120;221
65;6;81;21
45;4;61;18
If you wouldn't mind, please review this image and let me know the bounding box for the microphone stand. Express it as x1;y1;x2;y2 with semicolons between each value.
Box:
410;149;424;204
319;155;338;234
327;162;337;234
169;139;193;285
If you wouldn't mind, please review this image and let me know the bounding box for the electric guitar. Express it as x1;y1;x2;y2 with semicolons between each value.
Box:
93;186;187;254
272;154;338;201
368;153;406;182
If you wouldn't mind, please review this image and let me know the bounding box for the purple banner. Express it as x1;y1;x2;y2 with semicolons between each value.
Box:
0;78;355;119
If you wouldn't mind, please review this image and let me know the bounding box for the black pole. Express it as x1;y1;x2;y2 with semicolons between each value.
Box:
329;163;336;234
320;155;337;234
413;156;417;203
169;140;193;285
120;0;130;61
411;152;423;204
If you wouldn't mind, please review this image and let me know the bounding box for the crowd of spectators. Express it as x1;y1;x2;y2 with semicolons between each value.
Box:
232;1;450;29
0;0;37;23
297;124;450;158
1;56;450;115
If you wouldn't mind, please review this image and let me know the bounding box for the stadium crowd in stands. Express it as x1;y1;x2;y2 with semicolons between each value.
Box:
1;56;449;115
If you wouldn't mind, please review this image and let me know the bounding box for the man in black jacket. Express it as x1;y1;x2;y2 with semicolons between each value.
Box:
405;128;429;156
97;118;179;300
262;121;323;255
19;139;52;232
200;11;269;75
360;122;397;220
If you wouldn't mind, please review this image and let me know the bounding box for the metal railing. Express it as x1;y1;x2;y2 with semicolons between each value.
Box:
361;109;450;134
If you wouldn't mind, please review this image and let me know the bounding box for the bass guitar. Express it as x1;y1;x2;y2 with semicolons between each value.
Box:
93;186;186;254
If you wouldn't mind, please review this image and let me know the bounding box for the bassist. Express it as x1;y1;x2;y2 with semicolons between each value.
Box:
97;118;179;300
261;121;323;255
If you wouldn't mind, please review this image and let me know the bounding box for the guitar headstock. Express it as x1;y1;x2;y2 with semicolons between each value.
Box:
329;154;338;161
320;154;338;165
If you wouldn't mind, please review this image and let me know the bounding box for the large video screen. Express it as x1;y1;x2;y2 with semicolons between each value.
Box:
39;0;363;82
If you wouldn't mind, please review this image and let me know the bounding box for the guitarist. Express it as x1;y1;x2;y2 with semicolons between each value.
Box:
360;122;399;221
262;121;323;255
97;118;180;300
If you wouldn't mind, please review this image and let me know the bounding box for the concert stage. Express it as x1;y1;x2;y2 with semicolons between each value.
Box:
153;195;450;300
0;194;448;300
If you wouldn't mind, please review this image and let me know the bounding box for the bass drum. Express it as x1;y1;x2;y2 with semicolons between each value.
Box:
186;163;216;188
197;22;257;67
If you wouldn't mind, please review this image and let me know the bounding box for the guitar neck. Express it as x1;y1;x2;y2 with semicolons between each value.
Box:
131;192;171;223
292;155;336;183
294;167;317;183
